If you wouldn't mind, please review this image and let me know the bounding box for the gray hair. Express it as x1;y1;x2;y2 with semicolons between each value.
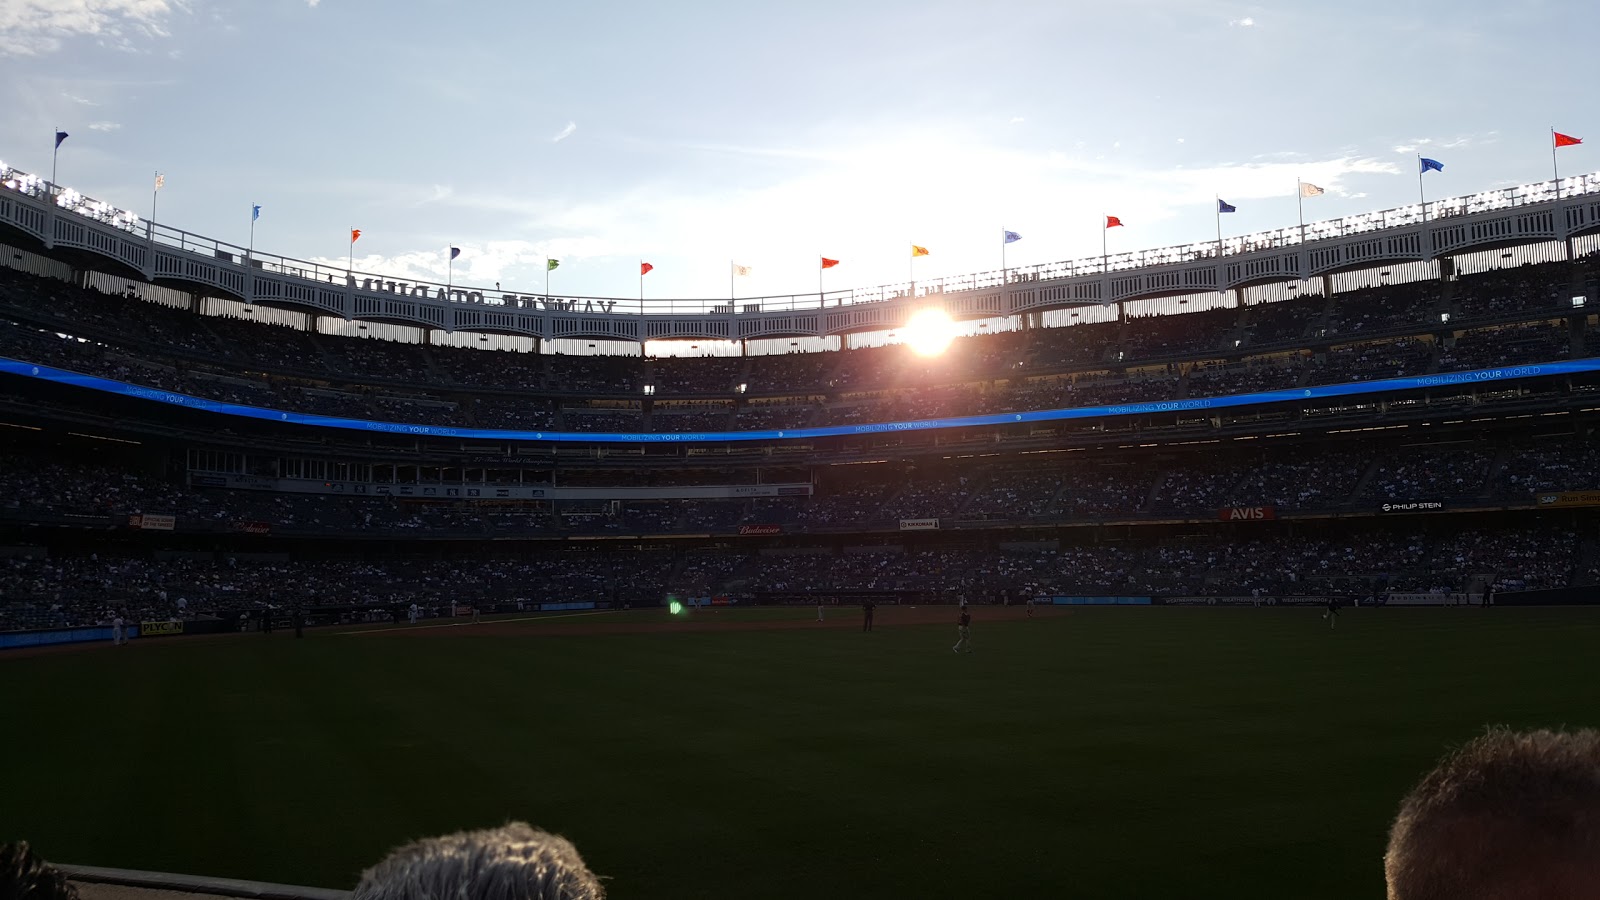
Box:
352;822;604;900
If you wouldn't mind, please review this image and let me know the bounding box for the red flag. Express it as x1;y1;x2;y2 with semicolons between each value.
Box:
1105;216;1124;228
1555;132;1583;148
350;228;362;242
820;257;840;269
640;262;654;275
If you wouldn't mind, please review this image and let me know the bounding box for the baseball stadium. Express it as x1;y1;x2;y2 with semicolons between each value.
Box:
6;5;1600;899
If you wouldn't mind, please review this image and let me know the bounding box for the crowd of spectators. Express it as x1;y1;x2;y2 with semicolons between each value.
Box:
0;259;1592;436
1437;322;1570;372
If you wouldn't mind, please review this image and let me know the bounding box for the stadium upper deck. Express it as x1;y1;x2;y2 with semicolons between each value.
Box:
5;157;1600;343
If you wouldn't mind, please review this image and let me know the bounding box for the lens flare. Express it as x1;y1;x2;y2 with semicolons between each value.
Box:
903;308;956;357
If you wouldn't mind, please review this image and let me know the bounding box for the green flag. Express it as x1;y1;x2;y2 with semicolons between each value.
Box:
547;258;560;271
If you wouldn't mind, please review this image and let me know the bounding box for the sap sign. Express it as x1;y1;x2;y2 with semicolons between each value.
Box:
1219;506;1276;521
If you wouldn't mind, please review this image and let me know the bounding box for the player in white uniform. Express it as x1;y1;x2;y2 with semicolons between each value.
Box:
112;613;126;646
817;601;825;623
1026;596;1035;619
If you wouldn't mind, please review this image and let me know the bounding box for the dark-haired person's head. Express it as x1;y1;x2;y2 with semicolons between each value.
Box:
0;842;79;900
1385;727;1600;900
352;822;603;900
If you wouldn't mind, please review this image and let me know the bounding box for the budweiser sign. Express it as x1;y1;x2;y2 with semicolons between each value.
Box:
738;524;783;536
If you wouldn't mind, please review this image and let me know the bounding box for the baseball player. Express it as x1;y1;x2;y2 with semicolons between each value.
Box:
112;611;126;646
953;609;972;653
1026;595;1035;619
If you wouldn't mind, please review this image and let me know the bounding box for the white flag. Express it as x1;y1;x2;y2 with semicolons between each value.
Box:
732;263;752;277
1299;182;1325;198
154;173;165;191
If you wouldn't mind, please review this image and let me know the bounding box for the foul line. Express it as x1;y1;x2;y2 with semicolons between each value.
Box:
336;609;622;636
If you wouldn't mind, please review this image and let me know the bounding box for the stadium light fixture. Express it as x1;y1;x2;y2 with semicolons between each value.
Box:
1573;296;1587;307
643;384;655;395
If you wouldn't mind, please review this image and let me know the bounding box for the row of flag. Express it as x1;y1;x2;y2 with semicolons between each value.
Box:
41;127;1592;291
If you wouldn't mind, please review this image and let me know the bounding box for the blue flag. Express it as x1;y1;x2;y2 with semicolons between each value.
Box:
1218;199;1237;213
251;204;261;221
1420;157;1444;174
54;131;69;149
1003;230;1022;244
449;247;462;261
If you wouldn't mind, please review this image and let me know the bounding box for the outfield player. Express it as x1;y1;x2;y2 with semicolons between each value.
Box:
1324;597;1340;629
1026;595;1035;619
953;609;972;653
861;599;875;632
817;600;824;623
111;611;126;646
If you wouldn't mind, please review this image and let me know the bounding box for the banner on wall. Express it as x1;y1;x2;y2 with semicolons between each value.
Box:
1218;506;1276;521
1535;491;1600;508
899;518;940;531
140;620;184;636
128;514;176;531
738;524;783;536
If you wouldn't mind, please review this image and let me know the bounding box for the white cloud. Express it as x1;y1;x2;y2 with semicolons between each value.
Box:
552;121;577;143
305;0;320;5
87;121;121;131
62;91;96;105
1229;16;1255;27
0;0;190;56
1008;116;1025;125
313;238;614;290
378;134;1405;297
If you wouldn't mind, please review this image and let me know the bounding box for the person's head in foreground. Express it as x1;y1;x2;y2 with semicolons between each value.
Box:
353;822;604;900
1385;727;1600;900
0;841;79;900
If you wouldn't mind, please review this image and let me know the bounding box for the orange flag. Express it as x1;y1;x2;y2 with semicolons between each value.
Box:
820;257;840;269
1105;216;1124;228
911;245;929;257
350;228;362;242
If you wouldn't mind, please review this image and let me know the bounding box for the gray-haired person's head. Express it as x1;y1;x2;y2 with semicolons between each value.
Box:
353;822;604;900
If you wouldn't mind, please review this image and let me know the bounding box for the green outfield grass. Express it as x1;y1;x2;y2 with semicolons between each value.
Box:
5;606;1600;899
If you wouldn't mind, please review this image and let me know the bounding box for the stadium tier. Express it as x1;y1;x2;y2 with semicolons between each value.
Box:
5;173;1600;637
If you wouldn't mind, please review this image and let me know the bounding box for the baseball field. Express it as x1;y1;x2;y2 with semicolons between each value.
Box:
5;603;1600;899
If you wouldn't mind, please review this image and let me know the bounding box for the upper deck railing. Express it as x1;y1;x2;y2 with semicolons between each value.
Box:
5;155;1600;319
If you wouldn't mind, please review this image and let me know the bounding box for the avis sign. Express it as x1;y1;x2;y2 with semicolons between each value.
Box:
1218;506;1276;521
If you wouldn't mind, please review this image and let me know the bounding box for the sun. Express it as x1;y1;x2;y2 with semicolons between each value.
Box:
903;308;956;357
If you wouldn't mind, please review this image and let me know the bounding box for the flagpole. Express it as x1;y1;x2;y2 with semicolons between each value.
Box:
545;258;550;299
1215;198;1223;258
1417;156;1428;224
1552;127;1562;200
1101;219;1108;274
1001;228;1007;286
149;173;159;242
348;227;355;273
818;252;823;307
909;242;915;297
639;261;644;304
50;130;60;194
248;210;256;264
447;250;453;296
1296;180;1306;245
730;259;734;302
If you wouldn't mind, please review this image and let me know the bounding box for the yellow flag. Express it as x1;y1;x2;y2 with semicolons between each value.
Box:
911;245;929;257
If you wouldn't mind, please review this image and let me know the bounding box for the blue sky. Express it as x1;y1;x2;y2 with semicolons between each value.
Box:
0;0;1592;302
